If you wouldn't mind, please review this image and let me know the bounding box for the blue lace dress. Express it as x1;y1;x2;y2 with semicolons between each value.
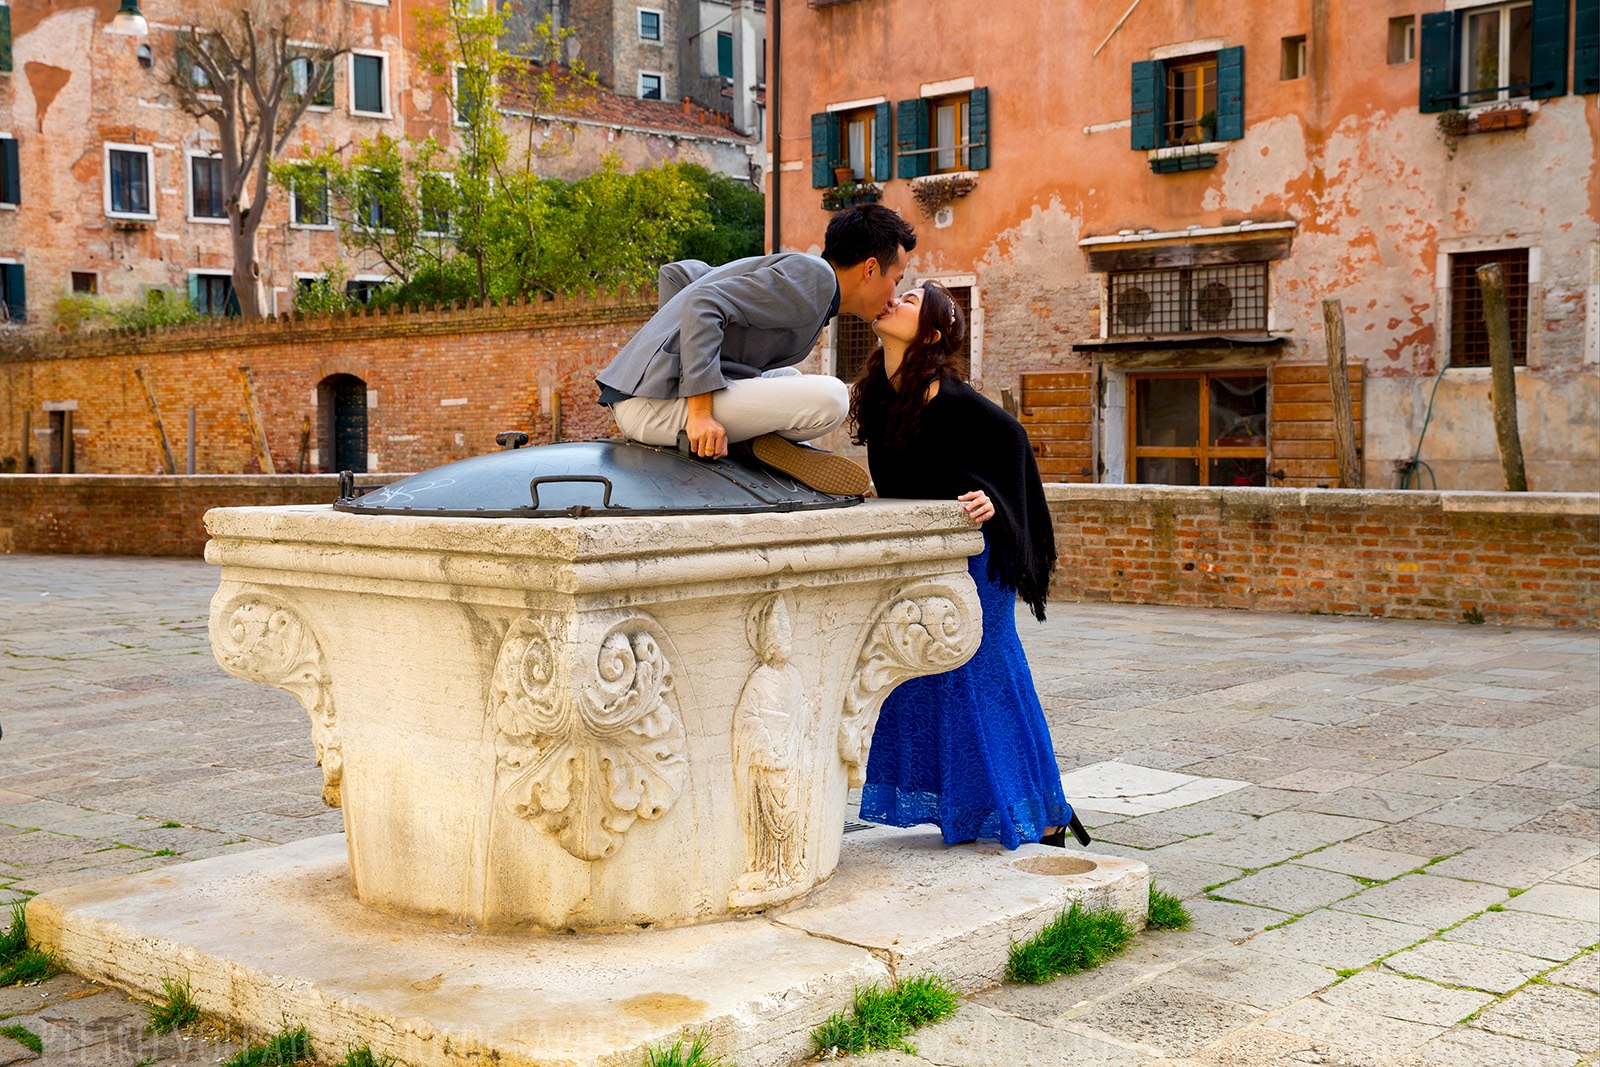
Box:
856;378;1074;849
858;538;1075;848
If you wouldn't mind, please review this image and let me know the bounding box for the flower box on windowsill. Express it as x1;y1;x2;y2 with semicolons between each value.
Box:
111;218;151;231
821;181;882;211
1467;106;1531;133
1146;141;1223;174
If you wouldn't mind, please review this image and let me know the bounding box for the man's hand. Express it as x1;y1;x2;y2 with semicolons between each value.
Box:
685;393;728;458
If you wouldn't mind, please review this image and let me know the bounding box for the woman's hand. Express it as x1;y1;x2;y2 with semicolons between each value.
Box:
958;490;994;524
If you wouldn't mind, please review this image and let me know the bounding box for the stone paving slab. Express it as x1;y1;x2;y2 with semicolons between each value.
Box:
3;556;1598;1067
1331;872;1508;928
1473;984;1600;1054
1317;970;1494;1026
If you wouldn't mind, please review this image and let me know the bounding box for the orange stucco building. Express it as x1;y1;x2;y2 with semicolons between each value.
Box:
771;0;1599;491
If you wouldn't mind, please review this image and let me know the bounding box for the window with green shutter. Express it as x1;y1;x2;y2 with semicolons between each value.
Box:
352;53;386;115
0;6;12;75
1130;49;1244;149
717;32;733;79
0;136;18;206
895;88;988;177
1419;0;1570;110
895;98;928;179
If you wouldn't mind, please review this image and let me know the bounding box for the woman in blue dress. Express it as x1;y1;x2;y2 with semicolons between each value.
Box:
847;281;1089;850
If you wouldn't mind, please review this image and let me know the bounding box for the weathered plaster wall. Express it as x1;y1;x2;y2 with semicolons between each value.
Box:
775;0;1600;492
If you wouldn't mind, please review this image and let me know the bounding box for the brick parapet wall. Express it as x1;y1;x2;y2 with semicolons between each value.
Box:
5;477;1595;629
0;475;402;557
0;298;655;477
1046;485;1600;629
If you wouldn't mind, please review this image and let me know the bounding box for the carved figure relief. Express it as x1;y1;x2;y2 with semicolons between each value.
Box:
491;612;688;861
729;594;813;908
838;583;978;787
211;591;342;807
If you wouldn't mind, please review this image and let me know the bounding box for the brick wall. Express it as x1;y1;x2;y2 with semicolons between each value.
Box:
6;475;1595;630
0;475;402;557
1047;485;1600;629
0;296;653;477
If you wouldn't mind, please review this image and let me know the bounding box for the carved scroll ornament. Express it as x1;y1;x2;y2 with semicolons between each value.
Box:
838;582;979;787
491;612;689;861
211;591;342;807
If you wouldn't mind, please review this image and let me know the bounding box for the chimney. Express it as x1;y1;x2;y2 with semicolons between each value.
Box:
730;0;758;136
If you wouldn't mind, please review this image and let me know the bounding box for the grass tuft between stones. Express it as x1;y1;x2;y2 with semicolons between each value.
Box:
222;1024;314;1067
642;1029;733;1067
810;974;960;1058
337;1044;397;1067
0;901;59;987
1146;882;1193;931
1005;901;1134;984
0;1024;43;1055
143;976;201;1035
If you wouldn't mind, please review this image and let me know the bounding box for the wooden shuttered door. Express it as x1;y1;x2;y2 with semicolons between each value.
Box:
1268;362;1365;487
1018;372;1093;483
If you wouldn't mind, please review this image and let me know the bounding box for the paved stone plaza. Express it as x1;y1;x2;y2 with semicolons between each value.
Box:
0;555;1595;1066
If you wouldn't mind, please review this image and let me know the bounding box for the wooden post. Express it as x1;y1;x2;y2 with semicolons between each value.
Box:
133;367;178;474
297;414;312;473
20;411;30;474
549;390;563;443
62;409;75;473
1320;298;1362;488
1477;262;1528;491
237;364;277;474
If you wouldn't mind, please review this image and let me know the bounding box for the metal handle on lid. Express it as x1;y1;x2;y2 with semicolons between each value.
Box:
527;475;615;511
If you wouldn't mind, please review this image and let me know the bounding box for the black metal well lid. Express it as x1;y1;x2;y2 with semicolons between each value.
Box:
333;438;863;518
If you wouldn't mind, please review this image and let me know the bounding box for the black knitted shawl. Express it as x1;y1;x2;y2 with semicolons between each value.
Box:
863;377;1058;621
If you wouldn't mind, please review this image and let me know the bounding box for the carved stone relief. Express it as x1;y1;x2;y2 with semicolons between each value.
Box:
212;591;342;807
491;612;688;861
729;593;813;909
838;583;977;787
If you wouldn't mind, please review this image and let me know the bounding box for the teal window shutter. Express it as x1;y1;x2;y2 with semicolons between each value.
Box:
810;112;836;188
967;87;990;170
1215;47;1245;140
354;54;384;113
717;32;733;79
896;98;928;178
0;7;12;74
1130;60;1163;149
1578;0;1600;94
0;138;18;205
873;102;892;181
187;274;201;311
224;278;240;317
1418;12;1459;113
1;264;25;324
1529;0;1569;99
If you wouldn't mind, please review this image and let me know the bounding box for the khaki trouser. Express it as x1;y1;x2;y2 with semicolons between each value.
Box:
610;373;849;446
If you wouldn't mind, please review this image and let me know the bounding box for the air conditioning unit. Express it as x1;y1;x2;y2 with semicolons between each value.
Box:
1190;266;1265;329
1112;272;1180;333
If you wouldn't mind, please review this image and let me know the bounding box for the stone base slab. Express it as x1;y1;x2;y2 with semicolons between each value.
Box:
28;829;1148;1067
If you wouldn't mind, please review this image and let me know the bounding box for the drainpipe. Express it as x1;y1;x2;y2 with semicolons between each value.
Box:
768;0;781;253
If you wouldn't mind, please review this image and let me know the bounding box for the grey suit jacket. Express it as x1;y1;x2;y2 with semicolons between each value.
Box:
596;253;839;400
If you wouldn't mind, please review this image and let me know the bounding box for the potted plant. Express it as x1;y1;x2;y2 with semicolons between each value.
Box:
833;165;856;187
1436;107;1468;157
1198;109;1218;143
822;180;882;211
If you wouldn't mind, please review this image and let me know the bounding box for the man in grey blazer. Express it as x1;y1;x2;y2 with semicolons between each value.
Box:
596;204;916;495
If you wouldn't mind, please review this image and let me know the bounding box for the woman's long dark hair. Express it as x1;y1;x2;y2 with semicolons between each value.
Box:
846;282;966;447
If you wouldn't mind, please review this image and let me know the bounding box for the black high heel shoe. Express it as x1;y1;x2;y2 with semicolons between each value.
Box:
1040;814;1093;848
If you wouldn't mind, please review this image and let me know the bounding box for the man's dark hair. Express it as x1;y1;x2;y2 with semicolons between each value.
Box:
822;204;917;269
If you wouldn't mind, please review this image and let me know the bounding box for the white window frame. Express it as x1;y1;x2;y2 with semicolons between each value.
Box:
185;149;227;224
187;269;235;316
349;0;389;7
349;49;392;118
288;166;334;231
638;7;664;41
638;71;665;100
354;166;395;235
287;48;335;113
345;273;391;305
451;63;475;127
1457;1;1534;104
0;132;17;211
419;171;456;237
1434;237;1544;370
104;142;157;221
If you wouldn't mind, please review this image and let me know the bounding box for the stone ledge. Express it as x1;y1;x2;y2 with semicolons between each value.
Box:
1042;483;1600;518
28;831;1147;1067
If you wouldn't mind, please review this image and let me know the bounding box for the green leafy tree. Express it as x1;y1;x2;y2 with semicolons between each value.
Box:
672;164;765;265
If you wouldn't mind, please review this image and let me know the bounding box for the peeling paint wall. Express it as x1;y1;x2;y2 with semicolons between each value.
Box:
775;0;1600;492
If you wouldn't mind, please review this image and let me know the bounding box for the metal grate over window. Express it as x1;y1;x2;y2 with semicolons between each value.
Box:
1108;262;1269;337
1449;248;1529;367
835;314;878;383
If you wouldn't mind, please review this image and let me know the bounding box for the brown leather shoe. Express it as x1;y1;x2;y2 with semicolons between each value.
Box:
750;434;870;496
